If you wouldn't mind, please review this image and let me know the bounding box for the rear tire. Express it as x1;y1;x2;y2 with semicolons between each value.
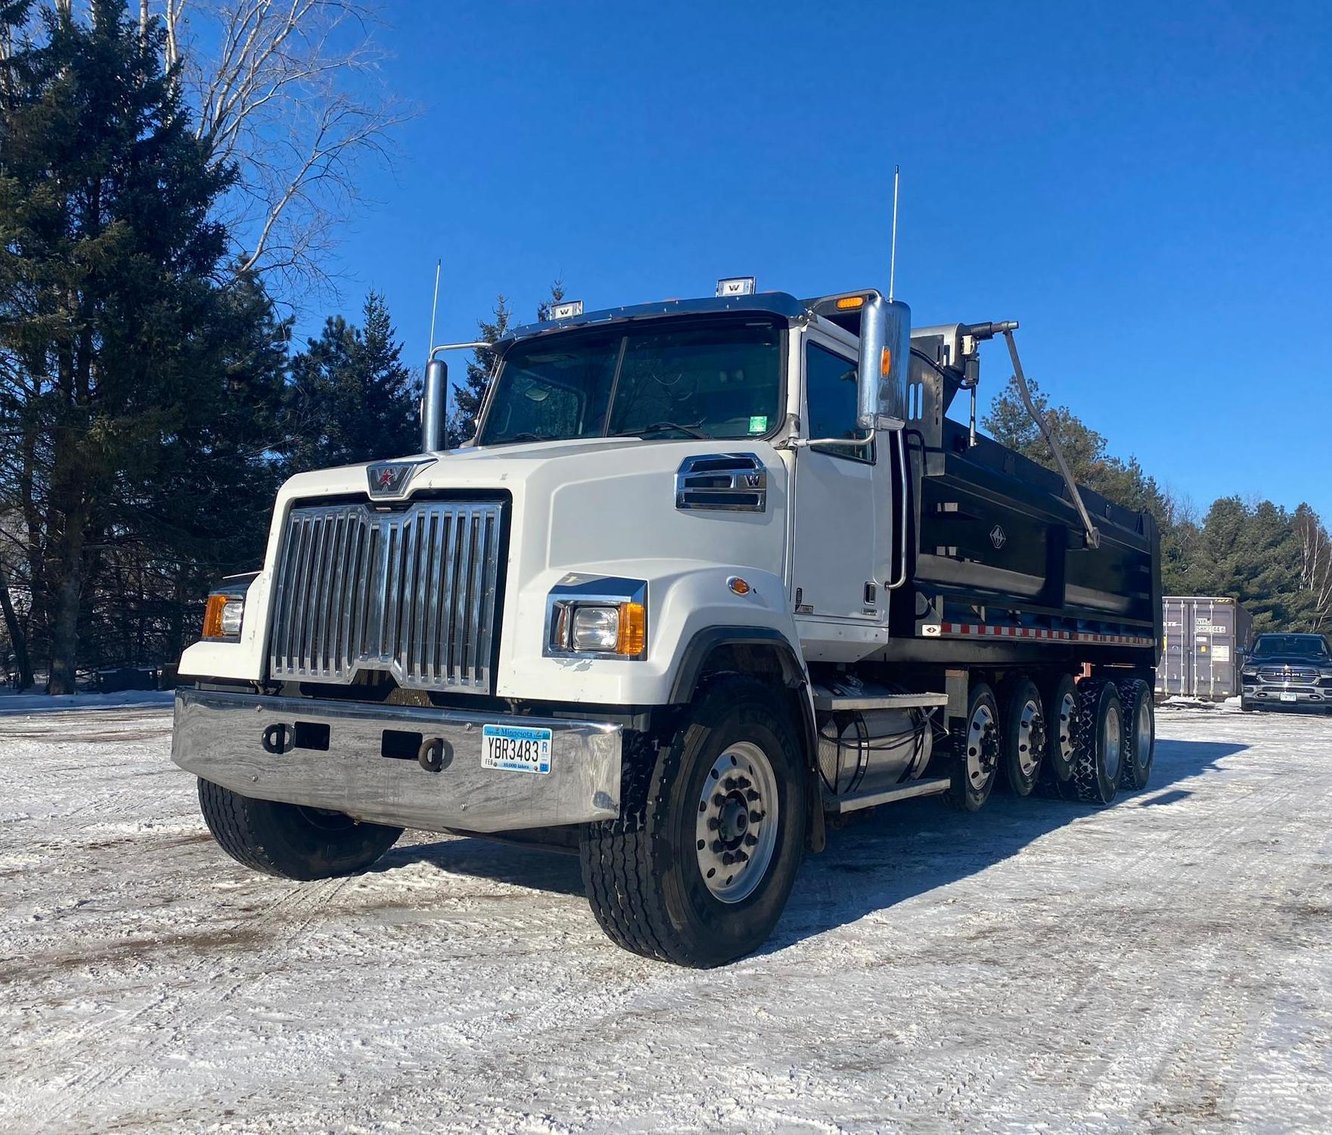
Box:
197;779;402;880
1001;678;1045;797
948;682;1000;811
579;678;807;968
1117;679;1155;790
1068;680;1123;806
1041;673;1078;786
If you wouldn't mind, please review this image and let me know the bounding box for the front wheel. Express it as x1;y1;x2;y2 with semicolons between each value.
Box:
197;779;402;880
579;678;807;968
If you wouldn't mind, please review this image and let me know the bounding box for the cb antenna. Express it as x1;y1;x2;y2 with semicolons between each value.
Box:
888;165;901;303
426;257;442;357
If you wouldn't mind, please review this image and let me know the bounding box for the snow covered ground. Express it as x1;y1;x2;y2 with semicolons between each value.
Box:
1;695;1329;1134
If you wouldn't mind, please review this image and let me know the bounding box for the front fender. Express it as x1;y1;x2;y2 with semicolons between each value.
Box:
497;561;807;706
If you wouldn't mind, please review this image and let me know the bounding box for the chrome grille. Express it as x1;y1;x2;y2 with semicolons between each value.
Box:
268;499;505;692
1258;666;1317;684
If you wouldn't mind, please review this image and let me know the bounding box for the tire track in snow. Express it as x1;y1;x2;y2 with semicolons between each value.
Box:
9;874;351;1133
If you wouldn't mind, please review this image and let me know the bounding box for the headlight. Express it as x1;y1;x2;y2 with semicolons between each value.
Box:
1240;669;1257;679
202;577;253;641
546;575;647;659
572;606;622;652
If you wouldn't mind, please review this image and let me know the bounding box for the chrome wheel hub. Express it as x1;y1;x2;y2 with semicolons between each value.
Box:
965;703;999;790
1102;703;1123;781
1015;699;1045;779
695;741;779;904
1057;691;1077;764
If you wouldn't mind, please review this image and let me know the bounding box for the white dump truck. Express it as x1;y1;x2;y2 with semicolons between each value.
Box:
173;281;1161;966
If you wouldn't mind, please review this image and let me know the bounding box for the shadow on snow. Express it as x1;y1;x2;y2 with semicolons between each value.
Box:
371;734;1250;954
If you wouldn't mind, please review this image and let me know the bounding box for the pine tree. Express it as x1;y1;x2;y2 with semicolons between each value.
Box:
283;291;418;472
449;295;511;447
450;281;567;446
0;0;268;691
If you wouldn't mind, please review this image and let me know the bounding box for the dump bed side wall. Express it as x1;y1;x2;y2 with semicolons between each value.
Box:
890;417;1159;669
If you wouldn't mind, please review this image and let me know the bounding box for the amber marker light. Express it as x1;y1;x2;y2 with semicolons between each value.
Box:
727;576;752;596
202;594;228;639
835;295;865;310
616;602;647;656
882;347;893;377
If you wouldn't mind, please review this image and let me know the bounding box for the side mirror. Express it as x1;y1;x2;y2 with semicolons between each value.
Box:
857;295;911;431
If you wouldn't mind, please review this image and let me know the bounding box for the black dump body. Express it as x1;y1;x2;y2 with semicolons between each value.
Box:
881;344;1161;670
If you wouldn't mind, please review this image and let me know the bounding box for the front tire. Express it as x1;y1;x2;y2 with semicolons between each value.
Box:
1068;680;1123;806
197;779;402;880
579;678;807;968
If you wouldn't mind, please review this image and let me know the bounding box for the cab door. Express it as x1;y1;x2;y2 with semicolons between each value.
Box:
789;331;890;655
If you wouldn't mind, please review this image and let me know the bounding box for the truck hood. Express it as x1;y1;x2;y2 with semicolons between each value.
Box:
1249;654;1332;668
277;436;710;500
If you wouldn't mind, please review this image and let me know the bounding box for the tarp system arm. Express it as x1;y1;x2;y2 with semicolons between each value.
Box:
1000;327;1101;550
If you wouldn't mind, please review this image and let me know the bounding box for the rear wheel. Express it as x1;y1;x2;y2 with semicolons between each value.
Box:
1068;680;1123;806
949;682;1000;811
197;779;402;880
1001;678;1045;797
1041;673;1078;786
1117;678;1155;790
579;677;807;968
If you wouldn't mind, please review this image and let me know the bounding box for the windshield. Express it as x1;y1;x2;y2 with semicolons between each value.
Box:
476;316;784;446
1251;634;1331;658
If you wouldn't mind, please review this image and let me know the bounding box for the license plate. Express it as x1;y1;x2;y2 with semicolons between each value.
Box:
481;724;553;774
1280;692;1298;703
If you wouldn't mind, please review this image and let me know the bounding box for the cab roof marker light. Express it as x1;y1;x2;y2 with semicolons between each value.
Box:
716;276;756;298
549;300;583;320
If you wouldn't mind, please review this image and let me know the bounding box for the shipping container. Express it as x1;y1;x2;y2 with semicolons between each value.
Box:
1157;596;1254;699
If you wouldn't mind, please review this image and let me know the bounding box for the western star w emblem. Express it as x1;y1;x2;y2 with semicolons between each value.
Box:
366;461;428;499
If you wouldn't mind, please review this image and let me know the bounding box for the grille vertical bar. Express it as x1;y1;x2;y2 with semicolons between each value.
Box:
268;499;506;693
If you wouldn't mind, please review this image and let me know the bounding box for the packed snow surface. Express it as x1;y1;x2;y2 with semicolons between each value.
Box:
1;693;1329;1133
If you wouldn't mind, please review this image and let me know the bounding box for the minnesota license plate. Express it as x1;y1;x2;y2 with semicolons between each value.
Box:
481;724;553;774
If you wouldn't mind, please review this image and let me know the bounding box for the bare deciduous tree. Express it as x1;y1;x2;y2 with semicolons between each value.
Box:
1295;505;1332;631
156;0;409;297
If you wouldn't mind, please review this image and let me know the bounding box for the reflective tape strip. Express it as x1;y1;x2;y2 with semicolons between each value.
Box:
928;622;1155;647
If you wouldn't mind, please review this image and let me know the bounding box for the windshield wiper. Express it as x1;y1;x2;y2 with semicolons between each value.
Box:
611;420;708;440
490;432;550;445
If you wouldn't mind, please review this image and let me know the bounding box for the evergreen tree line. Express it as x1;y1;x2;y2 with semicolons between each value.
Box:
984;378;1332;636
0;1;423;690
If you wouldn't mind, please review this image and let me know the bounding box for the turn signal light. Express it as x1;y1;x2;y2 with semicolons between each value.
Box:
616;602;646;656
202;594;228;639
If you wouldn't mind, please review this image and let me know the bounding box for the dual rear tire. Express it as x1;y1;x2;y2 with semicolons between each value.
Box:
1066;677;1155;804
951;672;1155;810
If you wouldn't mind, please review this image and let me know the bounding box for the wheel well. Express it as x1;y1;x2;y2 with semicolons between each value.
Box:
676;637;815;770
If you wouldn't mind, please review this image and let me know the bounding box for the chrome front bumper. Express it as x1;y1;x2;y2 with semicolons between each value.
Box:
171;688;623;833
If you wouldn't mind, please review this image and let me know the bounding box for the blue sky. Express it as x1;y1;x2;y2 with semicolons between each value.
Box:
320;0;1332;519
